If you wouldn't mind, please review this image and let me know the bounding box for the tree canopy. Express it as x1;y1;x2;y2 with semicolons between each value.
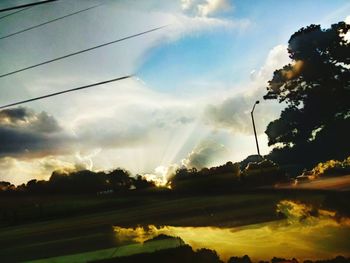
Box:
264;22;350;171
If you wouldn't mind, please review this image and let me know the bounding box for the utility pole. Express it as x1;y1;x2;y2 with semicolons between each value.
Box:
251;100;260;156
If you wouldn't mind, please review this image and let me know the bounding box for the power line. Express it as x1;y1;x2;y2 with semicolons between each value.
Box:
0;0;59;13
0;25;167;79
0;4;102;40
0;6;32;21
0;75;132;109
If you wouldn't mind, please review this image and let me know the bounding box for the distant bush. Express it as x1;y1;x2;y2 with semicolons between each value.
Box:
169;159;288;192
304;256;350;263
241;159;287;186
310;156;350;177
170;162;241;193
0;181;15;192
91;245;223;263
271;257;298;263
228;255;252;263
0;168;156;195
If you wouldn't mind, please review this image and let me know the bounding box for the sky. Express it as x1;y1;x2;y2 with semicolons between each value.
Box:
0;0;349;185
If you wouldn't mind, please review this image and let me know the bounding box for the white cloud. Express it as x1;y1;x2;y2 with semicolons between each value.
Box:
129;10;250;48
198;0;232;17
143;164;179;187
345;15;350;24
250;45;290;83
181;0;233;17
205;44;290;135
0;155;91;185
182;139;229;169
181;0;193;10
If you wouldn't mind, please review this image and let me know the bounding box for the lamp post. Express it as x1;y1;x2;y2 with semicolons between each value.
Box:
251;100;260;156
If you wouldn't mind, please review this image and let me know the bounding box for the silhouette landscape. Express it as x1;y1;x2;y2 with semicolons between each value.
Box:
0;0;349;262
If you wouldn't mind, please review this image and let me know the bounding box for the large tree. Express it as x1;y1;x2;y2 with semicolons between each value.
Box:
264;22;350;171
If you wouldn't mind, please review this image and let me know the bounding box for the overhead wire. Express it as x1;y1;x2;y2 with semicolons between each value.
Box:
0;25;168;79
0;4;102;40
0;0;59;13
0;75;132;109
0;3;168;110
0;6;32;21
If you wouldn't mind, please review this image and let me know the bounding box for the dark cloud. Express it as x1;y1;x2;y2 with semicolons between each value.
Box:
0;107;31;124
0;107;69;158
29;111;62;133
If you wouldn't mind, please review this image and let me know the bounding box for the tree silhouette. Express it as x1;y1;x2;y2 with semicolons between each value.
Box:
264;22;350;171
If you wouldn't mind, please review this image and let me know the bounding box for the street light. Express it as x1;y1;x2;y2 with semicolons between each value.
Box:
251;100;260;156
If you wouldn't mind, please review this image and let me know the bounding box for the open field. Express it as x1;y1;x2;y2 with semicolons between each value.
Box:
0;190;333;262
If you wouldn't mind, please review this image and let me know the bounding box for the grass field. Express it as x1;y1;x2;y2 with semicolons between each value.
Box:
0;191;328;262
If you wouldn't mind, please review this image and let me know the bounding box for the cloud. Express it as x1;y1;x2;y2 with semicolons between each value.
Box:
204;90;279;134
0;77;206;183
249;45;290;82
0;0;249;184
39;157;84;175
0;107;71;158
142;164;179;187
0;155;94;185
145;12;250;46
182;139;228;169
198;0;232;17
204;45;290;134
0;107;29;123
0;107;61;132
345;15;350;24
66;79;199;151
181;0;233;17
181;0;193;10
0;38;282;185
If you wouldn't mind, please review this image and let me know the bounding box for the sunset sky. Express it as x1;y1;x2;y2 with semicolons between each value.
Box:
0;0;349;184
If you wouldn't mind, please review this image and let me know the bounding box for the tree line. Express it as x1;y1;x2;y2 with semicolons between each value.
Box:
0;158;288;195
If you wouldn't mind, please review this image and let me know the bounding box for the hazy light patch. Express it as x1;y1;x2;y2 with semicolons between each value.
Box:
75;149;101;171
142;164;178;187
156;117;207;167
182;138;229;169
0;155;91;185
114;201;350;261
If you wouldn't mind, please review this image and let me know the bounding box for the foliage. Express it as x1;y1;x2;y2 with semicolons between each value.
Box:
264;22;350;171
241;159;287;186
0;181;15;191
310;156;350;177
228;255;252;263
